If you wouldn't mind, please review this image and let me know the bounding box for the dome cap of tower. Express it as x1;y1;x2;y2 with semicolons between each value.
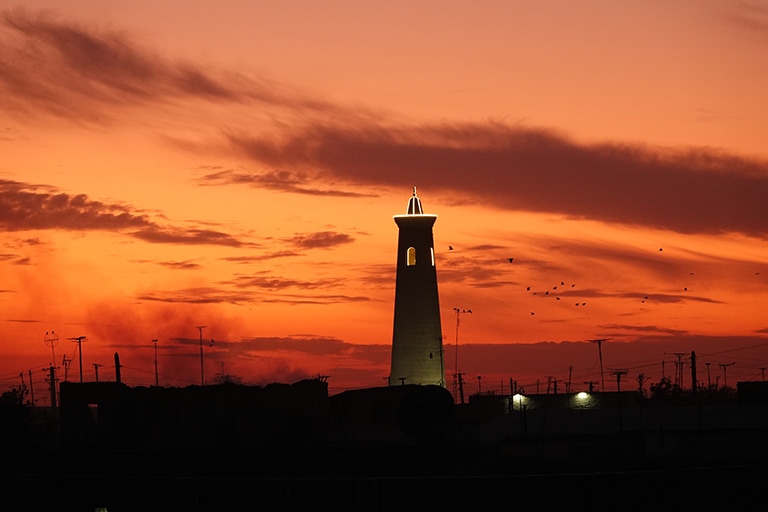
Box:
406;187;424;215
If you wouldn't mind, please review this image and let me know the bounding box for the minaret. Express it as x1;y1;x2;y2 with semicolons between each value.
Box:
390;187;445;386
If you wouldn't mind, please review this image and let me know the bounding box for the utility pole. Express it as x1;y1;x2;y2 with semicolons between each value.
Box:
93;363;102;383
673;352;685;389
28;369;35;409
690;351;697;392
458;372;465;404
43;331;58;399
706;362;712;388
114;352;122;384
584;380;597;393
610;369;628;431
566;365;573;393
637;373;648;396
46;365;57;411
589;339;609;392
720;362;735;389
68;336;86;383
452;308;471;403
62;354;71;382
197;326;207;385
152;339;159;387
19;372;26;405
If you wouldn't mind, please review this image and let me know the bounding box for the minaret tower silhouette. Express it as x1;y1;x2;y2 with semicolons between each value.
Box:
390;187;445;386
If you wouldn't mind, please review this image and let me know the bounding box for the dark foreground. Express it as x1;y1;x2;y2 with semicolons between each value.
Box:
3;429;766;511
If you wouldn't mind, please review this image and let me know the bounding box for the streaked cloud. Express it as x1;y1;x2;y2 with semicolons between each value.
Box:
136;287;254;305
157;260;202;270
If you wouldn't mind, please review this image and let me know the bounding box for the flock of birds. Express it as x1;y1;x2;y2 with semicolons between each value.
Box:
444;244;742;318
448;244;589;316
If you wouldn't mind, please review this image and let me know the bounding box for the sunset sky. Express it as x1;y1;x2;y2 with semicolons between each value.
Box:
2;1;768;400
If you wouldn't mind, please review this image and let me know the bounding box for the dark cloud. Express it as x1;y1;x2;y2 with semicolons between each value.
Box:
730;2;768;42
0;178;151;231
0;8;341;121
226;122;768;238
132;227;244;247
284;231;355;249
5;8;768;244
0;179;246;246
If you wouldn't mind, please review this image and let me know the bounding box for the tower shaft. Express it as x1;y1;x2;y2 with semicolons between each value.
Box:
390;189;444;386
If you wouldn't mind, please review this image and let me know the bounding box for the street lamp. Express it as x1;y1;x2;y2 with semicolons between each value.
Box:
452;308;471;402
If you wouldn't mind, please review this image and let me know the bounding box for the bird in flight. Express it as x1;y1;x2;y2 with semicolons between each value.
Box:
508;257;514;262
449;246;454;250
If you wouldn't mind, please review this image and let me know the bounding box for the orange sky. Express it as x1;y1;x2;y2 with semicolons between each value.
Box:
2;2;768;400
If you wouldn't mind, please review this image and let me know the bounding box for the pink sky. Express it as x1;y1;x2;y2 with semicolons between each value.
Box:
1;2;768;400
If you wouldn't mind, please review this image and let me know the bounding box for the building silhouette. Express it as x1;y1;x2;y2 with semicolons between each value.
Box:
390;188;445;386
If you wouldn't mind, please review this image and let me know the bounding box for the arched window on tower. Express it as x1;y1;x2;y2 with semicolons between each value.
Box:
431;247;435;266
406;247;416;266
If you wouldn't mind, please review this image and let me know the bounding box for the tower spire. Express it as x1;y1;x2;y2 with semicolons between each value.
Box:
406;186;424;215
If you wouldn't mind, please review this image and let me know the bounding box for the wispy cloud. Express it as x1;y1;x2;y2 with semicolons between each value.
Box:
197;168;375;198
229;273;341;291
156;260;202;270
0;8;343;122
221;251;301;263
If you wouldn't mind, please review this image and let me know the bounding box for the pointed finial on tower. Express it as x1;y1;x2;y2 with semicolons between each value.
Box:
406;187;424;215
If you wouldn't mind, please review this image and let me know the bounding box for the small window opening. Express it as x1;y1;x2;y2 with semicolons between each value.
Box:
407;247;416;266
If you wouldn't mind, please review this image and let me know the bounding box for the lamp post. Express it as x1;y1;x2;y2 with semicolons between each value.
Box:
452;308;471;402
